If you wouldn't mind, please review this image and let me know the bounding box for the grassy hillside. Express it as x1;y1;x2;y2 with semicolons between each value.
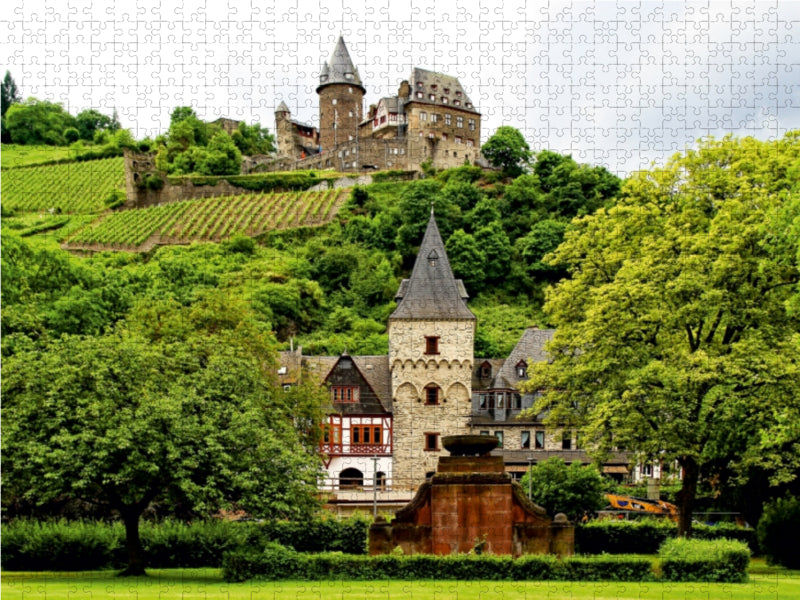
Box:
1;144;76;168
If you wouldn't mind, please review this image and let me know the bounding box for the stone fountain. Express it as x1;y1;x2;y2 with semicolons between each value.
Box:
369;434;573;556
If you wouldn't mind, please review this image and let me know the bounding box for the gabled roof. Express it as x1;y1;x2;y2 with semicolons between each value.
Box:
317;36;365;92
390;211;476;321
492;328;555;389
407;67;479;114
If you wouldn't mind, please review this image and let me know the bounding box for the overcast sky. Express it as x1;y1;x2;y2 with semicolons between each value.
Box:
2;0;798;175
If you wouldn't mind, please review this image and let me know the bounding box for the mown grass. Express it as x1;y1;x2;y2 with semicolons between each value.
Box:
2;563;799;600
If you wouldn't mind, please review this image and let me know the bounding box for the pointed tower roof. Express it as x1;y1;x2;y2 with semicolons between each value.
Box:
390;211;476;321
276;101;290;113
317;36;365;92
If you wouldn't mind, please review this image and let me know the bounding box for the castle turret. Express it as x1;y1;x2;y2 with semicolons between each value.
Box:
316;36;365;153
274;101;294;158
388;210;476;488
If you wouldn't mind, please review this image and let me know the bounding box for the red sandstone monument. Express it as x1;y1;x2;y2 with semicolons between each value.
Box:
369;435;574;557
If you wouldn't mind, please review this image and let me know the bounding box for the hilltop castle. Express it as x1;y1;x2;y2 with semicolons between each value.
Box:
271;37;483;173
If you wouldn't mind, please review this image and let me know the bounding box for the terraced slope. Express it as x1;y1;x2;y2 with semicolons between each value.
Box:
65;188;348;251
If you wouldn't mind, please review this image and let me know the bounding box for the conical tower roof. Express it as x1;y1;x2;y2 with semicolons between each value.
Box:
390;210;476;321
317;36;365;92
276;101;290;113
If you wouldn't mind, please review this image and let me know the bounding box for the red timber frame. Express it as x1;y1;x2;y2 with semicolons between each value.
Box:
320;414;393;467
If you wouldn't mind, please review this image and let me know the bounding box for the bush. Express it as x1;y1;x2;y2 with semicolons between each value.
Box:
576;518;758;555
757;495;800;568
221;549;653;583
1;519;124;571
659;538;750;583
105;189;126;209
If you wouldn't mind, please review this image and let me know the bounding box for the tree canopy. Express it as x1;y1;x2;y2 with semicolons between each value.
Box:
2;295;322;575
523;133;800;536
519;458;606;521
480;126;531;177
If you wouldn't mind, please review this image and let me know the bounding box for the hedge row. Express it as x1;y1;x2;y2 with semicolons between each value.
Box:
222;539;749;584
660;538;751;583
222;546;654;583
576;519;758;554
1;517;369;571
167;172;341;192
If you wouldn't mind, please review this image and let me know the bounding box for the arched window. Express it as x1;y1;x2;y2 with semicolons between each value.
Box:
339;467;363;489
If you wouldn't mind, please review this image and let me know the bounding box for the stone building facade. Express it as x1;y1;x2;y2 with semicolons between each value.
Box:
280;212;632;495
272;36;482;173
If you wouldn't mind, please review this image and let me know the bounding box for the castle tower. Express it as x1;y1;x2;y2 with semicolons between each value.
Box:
274;101;294;159
388;210;476;489
316;36;365;153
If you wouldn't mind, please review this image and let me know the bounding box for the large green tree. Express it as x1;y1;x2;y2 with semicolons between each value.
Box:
2;296;322;575
480;126;531;177
524;133;800;536
4;98;76;145
519;458;606;521
1;70;21;142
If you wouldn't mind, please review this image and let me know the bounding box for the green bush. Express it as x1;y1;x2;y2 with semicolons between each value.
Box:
1;519;124;571
757;495;800;568
576;519;758;555
659;538;750;583
221;549;653;583
1;517;369;571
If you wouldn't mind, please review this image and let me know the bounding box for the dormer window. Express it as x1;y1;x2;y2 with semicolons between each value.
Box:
429;94;436;101
320;74;328;83
480;362;491;379
416;92;423;99
427;249;439;267
416;82;423;88
345;72;354;80
442;97;448;104
466;103;473;108
516;360;528;378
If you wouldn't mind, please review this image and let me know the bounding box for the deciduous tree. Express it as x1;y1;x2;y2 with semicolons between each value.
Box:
523;133;800;536
480;126;531;177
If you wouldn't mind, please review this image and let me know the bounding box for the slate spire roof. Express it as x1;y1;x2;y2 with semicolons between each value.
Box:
317;36;365;92
276;101;290;113
390;210;476;321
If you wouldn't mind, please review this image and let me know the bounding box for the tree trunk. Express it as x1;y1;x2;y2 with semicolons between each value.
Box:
675;456;699;537
118;508;146;576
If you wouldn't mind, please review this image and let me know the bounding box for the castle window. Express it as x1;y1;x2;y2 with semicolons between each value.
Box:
331;386;359;403
480;362;491;378
380;115;387;124
430;84;437;90
512;393;522;409
431;114;439;123
424;432;440;451
455;136;462;144
443;87;449;94
321;74;328;83
466;139;474;147
535;431;545;449
457;116;463;127
429;94;436;101
348;86;353;93
466;102;473;108
350;111;354;118
521;431;531;449
420;111;427;121
494;431;504;448
562;434;572;450
468;119;476;130
444;114;451;125
425;385;440;405
416;92;423;99
345;72;354;80
425;336;440;355
442;97;448;104
417;81;423;88
496;392;505;409
456;90;462;96
322;422;341;445
454;100;461;106
442;133;448;141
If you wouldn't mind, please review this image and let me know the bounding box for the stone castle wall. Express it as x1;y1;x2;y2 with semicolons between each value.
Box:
388;319;475;489
318;84;364;152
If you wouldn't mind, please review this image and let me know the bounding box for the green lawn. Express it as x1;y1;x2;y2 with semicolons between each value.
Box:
2;565;799;600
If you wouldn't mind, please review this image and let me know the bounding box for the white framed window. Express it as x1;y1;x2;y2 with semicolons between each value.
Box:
332;98;337;105
420;111;427;121
457;116;463;127
468;119;476;130
445;114;451;125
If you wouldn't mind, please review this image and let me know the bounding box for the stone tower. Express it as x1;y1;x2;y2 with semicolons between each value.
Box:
316;36;365;153
388;210;476;489
274;101;294;159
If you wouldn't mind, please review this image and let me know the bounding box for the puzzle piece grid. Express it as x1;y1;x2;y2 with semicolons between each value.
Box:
2;1;799;598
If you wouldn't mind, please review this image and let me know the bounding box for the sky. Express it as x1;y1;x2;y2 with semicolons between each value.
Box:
2;0;799;175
